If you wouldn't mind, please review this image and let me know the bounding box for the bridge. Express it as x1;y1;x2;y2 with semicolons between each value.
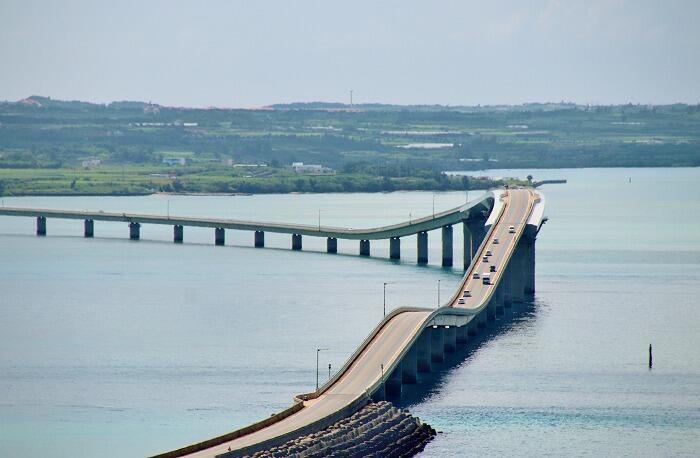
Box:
0;187;546;457
0;192;496;268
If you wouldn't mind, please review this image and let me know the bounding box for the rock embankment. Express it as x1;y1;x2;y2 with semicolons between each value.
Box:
249;401;435;458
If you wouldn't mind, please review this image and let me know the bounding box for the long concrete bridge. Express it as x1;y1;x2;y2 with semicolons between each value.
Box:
0;187;546;457
0;192;496;268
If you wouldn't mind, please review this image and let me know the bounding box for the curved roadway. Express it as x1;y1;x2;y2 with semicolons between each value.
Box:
168;188;535;458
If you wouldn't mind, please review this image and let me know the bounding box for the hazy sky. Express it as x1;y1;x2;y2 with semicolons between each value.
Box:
1;0;699;107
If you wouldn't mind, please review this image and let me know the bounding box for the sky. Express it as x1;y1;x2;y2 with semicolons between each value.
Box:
1;0;699;107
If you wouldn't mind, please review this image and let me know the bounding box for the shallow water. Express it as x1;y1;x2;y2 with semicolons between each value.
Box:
1;168;699;457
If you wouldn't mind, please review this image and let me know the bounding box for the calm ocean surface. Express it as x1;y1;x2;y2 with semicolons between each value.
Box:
1;167;699;457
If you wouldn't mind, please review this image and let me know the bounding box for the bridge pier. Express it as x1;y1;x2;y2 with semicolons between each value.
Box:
389;237;400;260
430;326;444;363
292;234;302;250
386;363;403;398
84;219;94;238
215;227;225;246
401;347;417;384
444;326;456;353
36;216;46;236
442;225;453;267
173;224;183;243
511;243;525;303
487;298;497;321
254;230;264;248
416;330;432;373
463;219;486;269
468;317;479;336
359;239;370;256
326;237;337;253
525;239;536;295
477;308;488;328
417;231;428;264
129;222;140;240
495;282;505;314
456;324;468;345
503;264;513;307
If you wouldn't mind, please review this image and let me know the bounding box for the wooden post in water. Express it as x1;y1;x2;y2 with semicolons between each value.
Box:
648;344;653;369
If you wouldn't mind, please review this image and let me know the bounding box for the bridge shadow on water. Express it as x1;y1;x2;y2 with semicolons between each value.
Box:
391;298;540;409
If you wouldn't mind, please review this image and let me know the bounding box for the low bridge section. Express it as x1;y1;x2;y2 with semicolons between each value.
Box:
0;193;496;268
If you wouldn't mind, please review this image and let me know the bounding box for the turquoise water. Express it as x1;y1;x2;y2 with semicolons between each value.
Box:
1;168;699;456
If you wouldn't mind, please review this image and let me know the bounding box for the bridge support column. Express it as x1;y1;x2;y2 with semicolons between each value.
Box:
487;297;497;321
401;346;417;384
292;233;302;251
386;363;402;398
214;227;225;246
129;222;140;240
503;264;513;307
495;282;505;314
416;330;432;373
444;326;456;353
84;219;94;238
390;237;400;260
468;317;479;336
430;326;444;363
359;239;370;256
525;239;536;295
173;224;183;243
442;225;453;267
463;221;472;270
254;230;264;248
326;237;337;253
456;325;468;345
36;216;46;236
417;231;428;264
478;309;488;328
511;243;525;303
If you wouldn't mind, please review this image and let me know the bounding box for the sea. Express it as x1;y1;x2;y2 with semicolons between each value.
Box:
1;167;698;457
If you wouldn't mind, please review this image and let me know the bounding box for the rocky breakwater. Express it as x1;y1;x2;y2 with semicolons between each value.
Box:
247;401;436;458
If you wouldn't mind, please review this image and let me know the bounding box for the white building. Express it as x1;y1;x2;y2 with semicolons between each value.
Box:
81;158;101;169
162;157;186;166
291;162;334;175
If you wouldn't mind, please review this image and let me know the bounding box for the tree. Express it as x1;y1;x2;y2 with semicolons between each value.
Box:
527;174;533;183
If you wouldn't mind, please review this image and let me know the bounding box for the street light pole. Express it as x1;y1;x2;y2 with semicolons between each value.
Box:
437;279;441;307
318;209;321;231
316;347;329;391
380;363;385;400
383;282;388;316
432;193;435;218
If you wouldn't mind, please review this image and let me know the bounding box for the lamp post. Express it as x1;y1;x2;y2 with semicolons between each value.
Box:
318;209;322;231
316;347;329;391
328;363;332;380
167;200;170;219
437;279;441;307
380;363;385;400
432;193;435;218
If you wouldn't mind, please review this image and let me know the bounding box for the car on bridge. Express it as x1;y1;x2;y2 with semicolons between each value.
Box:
485;250;493;256
463;290;471;297
489;265;496;272
509;225;516;233
482;256;489;262
472;272;480;279
493;237;499;244
482;273;491;285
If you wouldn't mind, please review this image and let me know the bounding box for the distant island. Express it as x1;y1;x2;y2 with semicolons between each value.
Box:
0;96;697;196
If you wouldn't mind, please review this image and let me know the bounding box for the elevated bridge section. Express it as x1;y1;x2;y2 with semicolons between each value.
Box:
150;188;546;458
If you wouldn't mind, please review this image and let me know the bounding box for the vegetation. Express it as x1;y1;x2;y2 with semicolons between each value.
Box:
0;96;698;196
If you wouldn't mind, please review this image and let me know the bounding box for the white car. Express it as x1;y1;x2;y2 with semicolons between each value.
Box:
485;250;493;256
508;225;516;233
463;290;471;297
472;272;480;279
458;298;465;305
